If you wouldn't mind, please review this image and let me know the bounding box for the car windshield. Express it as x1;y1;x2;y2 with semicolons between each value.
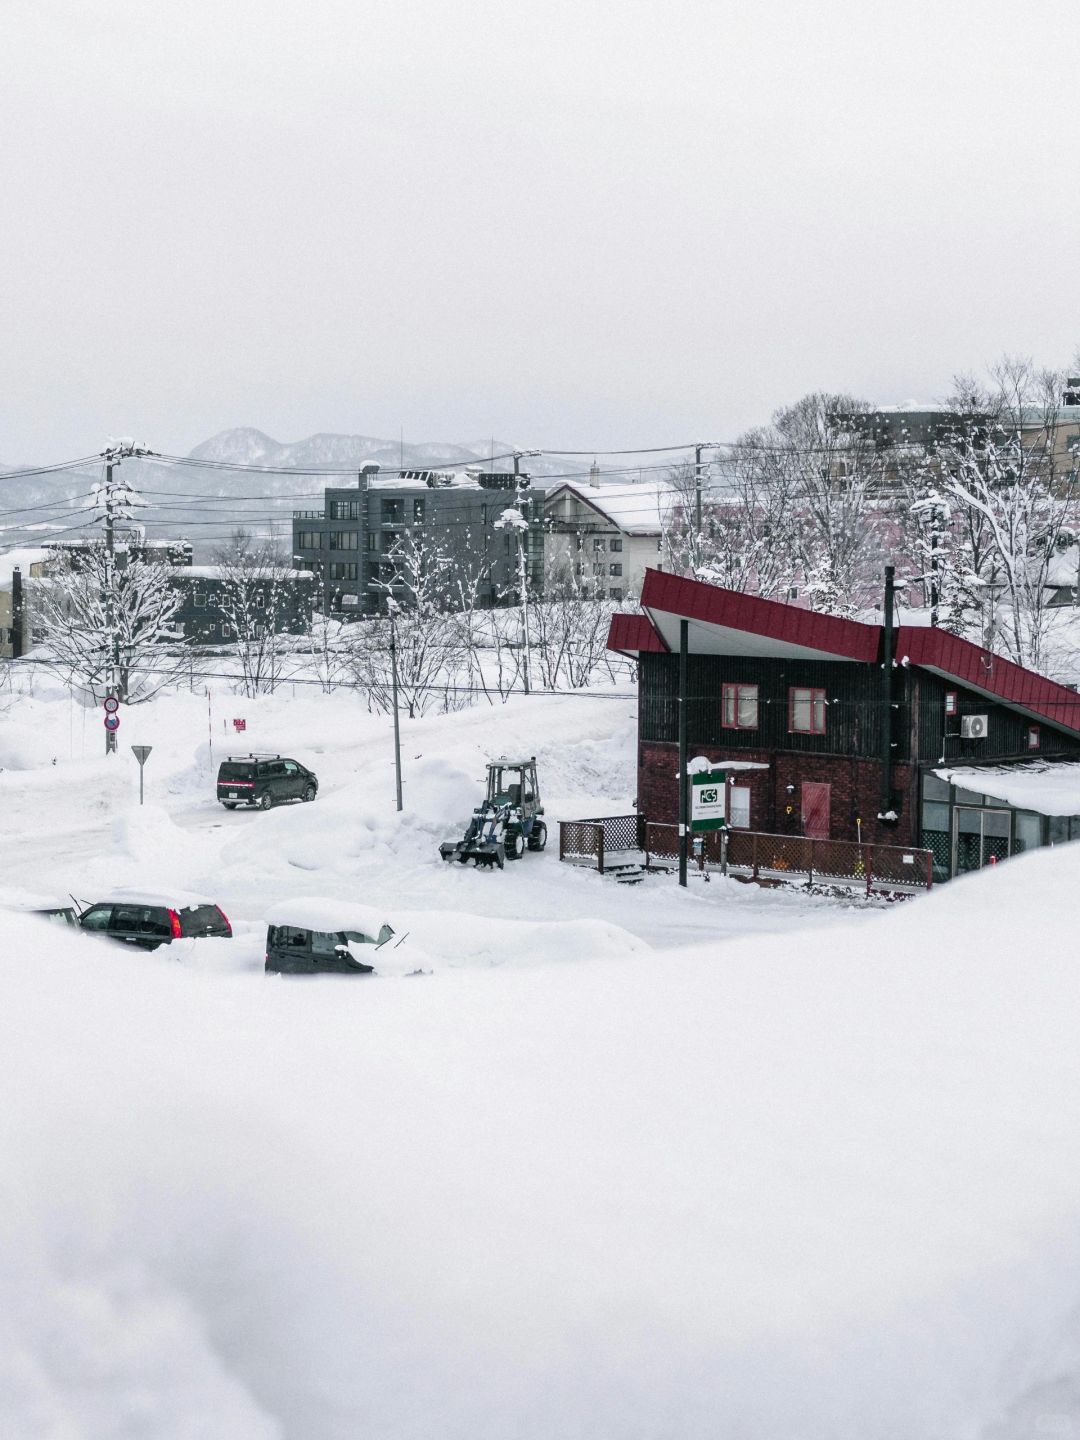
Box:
219;763;255;781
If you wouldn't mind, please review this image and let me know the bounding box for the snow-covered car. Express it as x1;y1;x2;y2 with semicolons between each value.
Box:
264;898;397;975
76;888;232;952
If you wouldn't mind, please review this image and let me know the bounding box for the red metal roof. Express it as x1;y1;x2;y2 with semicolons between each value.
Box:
608;569;1080;737
639;570;881;662
895;626;1080;733
606;612;667;655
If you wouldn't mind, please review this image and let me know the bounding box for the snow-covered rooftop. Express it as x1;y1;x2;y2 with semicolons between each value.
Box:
933;762;1080;816
0;547;48;588
546;481;677;535
179;566;310;581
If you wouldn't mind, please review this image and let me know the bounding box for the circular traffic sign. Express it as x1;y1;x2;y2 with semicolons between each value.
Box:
104;696;120;714
104;715;120;731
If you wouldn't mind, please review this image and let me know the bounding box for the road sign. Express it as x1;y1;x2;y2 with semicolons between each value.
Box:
232;718;246;732
103;696;120;714
131;744;152;804
104;715;120;732
691;769;727;833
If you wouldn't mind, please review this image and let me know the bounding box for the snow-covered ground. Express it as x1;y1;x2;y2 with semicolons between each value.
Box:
2;680;1079;1438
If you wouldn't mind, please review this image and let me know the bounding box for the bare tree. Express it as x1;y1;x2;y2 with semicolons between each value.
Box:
212;530;305;697
346;531;466;716
934;359;1077;668
34;545;185;702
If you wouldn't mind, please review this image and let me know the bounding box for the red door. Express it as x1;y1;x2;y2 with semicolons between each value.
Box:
802;781;831;839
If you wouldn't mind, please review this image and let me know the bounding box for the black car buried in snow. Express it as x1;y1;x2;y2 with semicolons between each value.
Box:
264;899;398;975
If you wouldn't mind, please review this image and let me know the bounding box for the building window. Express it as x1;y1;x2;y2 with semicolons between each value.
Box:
609;563;622;577
729;785;751;828
723;682;759;729
296;531;320;550
329;562;358;581
944;691;958;716
609;588;623;601
787;586;800;601
382;499;404;524
413;498;425;524
1028;724;1041;750
329;530;358;550
255;593;265;609
331;500;359;520
364;532;377;552
193;592;205;608
789;686;826;734
610;538;623;552
221;623;233;638
593;538;606;552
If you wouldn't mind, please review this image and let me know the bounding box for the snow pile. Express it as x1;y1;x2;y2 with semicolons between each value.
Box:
3;845;1080;1436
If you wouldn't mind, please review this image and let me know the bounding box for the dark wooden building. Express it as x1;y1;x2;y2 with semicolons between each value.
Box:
609;570;1080;881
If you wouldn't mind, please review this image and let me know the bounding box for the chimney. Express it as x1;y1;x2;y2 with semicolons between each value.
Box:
360;464;380;490
589;458;601;490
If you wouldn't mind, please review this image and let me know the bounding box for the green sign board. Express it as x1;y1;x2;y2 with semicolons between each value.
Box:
691;769;727;833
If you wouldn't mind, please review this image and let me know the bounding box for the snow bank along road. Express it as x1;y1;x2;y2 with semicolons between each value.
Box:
5;681;1077;1437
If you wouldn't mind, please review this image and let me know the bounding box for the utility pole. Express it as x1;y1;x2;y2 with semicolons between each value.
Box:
677;618;689;887
692;443;719;570
103;455;119;755
388;597;403;811
99;439;151;755
694;443;704;537
511;450;541;695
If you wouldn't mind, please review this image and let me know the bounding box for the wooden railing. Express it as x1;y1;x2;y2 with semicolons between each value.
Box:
641;824;933;894
559;815;645;875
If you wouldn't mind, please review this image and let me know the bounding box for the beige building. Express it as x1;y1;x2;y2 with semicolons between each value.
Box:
0;548;48;658
543;476;675;602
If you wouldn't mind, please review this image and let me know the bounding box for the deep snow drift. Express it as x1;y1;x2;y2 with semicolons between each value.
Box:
2;682;1079;1438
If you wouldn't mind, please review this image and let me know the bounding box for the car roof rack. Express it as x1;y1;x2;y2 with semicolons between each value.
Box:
225;752;283;760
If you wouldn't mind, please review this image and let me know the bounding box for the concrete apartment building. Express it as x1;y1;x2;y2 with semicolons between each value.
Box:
292;465;544;616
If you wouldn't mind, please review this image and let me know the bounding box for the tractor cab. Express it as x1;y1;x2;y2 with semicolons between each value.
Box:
486;757;541;820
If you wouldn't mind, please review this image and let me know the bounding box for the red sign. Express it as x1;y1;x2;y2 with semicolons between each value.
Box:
104;696;120;714
104;715;120;732
233;718;247;732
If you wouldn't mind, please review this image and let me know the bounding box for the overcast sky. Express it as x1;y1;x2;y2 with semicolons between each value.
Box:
2;0;1077;462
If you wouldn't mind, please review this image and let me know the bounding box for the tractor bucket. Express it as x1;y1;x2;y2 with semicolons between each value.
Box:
439;838;505;869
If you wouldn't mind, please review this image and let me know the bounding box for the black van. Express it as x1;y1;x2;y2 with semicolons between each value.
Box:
217;754;318;810
264;902;396;974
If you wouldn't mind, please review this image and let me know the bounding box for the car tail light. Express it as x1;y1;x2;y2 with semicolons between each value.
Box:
216;907;232;937
167;909;182;939
220;781;254;788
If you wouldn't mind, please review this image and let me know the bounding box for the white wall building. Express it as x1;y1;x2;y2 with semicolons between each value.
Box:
543;477;676;601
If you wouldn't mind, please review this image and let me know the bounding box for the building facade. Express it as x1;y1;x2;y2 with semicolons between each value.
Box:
610;571;1080;882
543;478;672;602
169;568;316;645
292;467;544;616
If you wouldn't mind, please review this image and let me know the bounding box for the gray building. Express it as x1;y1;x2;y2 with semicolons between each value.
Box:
292;466;544;616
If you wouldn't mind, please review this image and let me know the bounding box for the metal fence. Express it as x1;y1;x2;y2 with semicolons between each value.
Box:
559;815;645;874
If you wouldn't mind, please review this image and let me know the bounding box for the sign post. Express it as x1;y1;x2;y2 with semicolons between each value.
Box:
131;745;153;805
691;770;727;877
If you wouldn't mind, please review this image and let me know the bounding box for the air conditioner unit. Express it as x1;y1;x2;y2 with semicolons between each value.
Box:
961;714;989;739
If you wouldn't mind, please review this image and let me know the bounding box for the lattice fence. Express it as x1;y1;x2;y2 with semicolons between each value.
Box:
558;815;645;874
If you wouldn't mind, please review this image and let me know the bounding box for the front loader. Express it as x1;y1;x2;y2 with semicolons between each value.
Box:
439;757;547;869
